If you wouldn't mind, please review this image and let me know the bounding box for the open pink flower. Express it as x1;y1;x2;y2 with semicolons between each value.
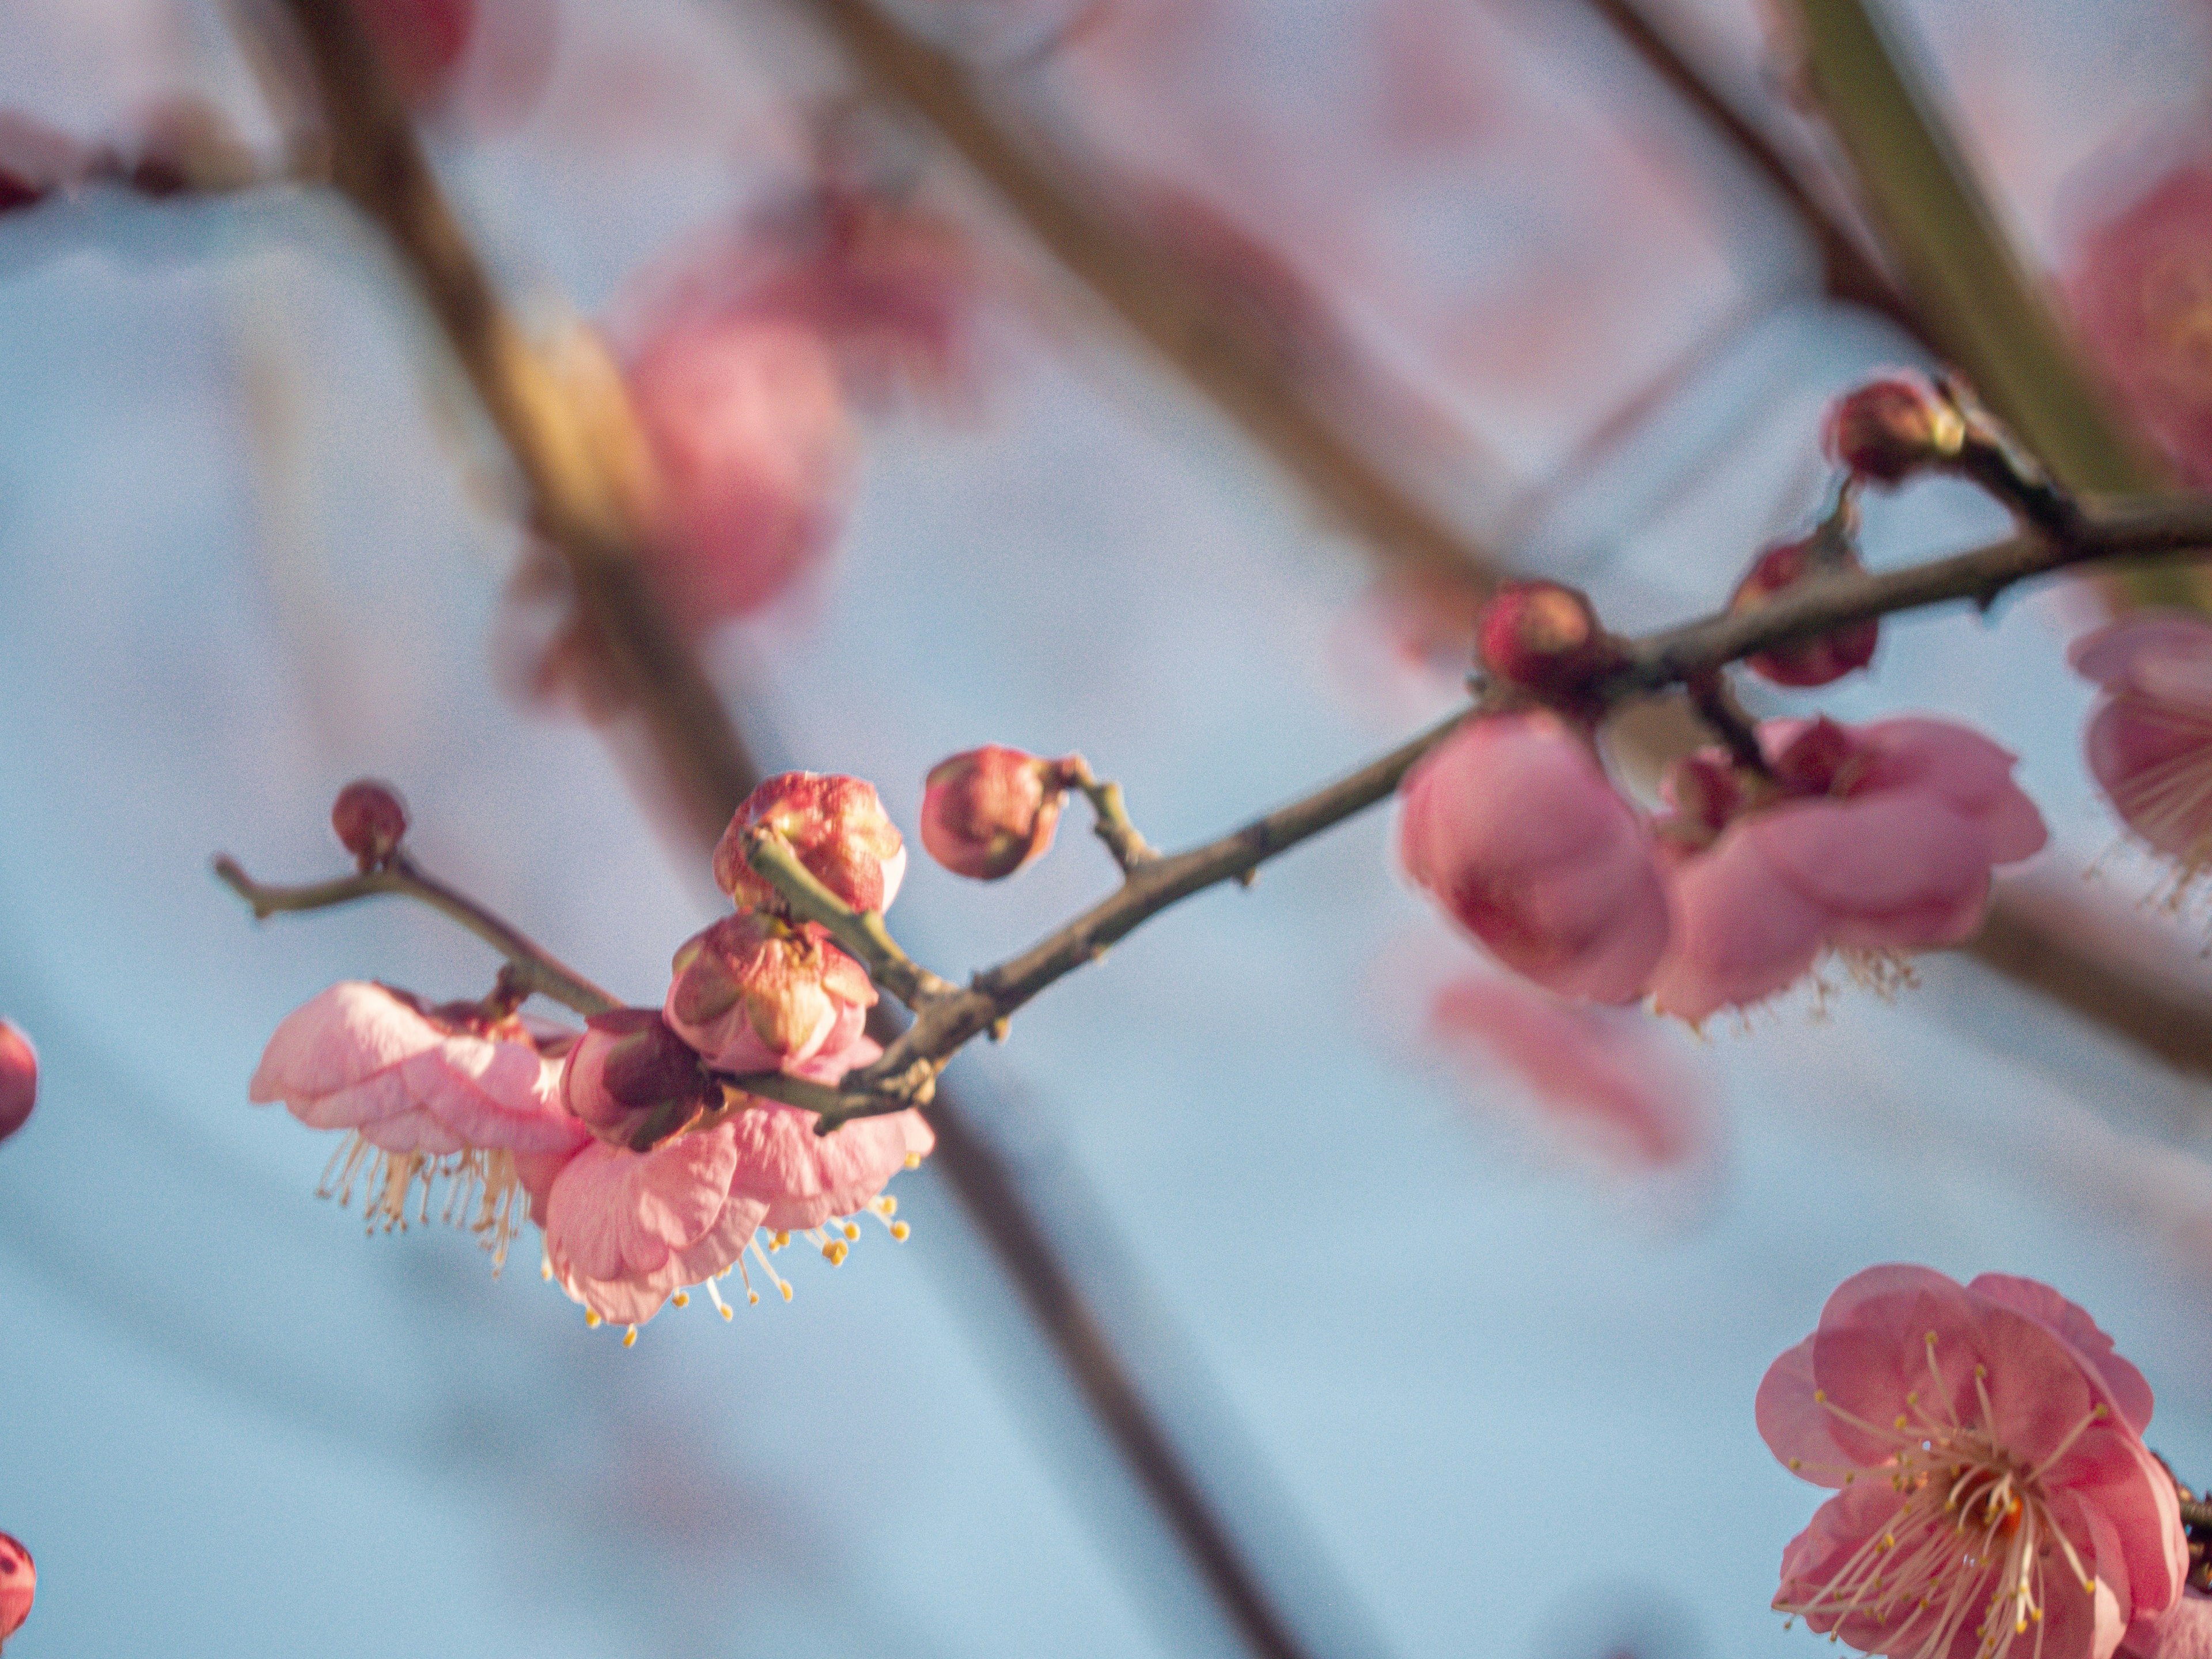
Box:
2071;612;2212;888
249;981;586;1264
0;1530;29;1650
665;911;876;1072
1397;712;1670;1003
1649;718;2046;1021
1759;1264;2185;1659
712;771;908;915
0;1020;35;1146
540;1119;766;1331
727;1037;931;1255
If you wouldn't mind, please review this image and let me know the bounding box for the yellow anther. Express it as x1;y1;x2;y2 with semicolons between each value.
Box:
622;1326;638;1349
1814;1390;1827;1403
904;1153;921;1170
779;1281;794;1302
877;1196;897;1217
1844;1472;1855;1484
1895;1415;1909;1429
773;1230;790;1249
540;1257;554;1282
842;1222;861;1241
891;1221;910;1242
585;1309;601;1328
822;1240;849;1266
1975;1364;1987;1379
1789;1459;1803;1470
672;1290;690;1308
2092;1404;2107;1419
1906;1391;1918;1405
745;1291;759;1307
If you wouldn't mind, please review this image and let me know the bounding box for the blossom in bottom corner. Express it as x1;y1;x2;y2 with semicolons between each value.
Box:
0;1531;29;1650
2071;612;2212;896
249;981;588;1267
0;1020;35;1146
1758;1264;2186;1659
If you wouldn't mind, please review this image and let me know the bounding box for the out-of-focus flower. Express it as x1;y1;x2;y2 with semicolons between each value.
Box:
1758;1264;2185;1659
712;771;907;915
540;1117;765;1332
1729;532;1880;688
921;746;1068;880
1474;581;1618;702
2071;612;2212;892
2122;1593;2212;1659
352;0;475;107
1649;718;2046;1021
726;1037;930;1263
331;778;408;869
1397;713;1670;1003
1425;972;1713;1170
0;1531;31;1650
249;982;585;1265
1821;372;1966;486
2065;164;2212;486
560;1009;718;1149
0;100;267;212
623;313;857;633
0;1021;36;1146
665;912;876;1073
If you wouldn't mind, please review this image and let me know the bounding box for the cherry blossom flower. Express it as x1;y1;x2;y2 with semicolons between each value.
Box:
249;981;586;1266
664;911;876;1072
539;1116;766;1334
0;1530;29;1650
560;1009;718;1148
921;746;1069;880
712;771;908;915
1648;718;2046;1022
2070;612;2212;894
1758;1264;2186;1659
2064;163;2212;487
1397;712;1670;1003
0;1020;35;1147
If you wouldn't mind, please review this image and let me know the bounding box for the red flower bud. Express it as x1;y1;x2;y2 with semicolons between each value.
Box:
1822;373;1965;486
0;1529;32;1647
712;772;906;914
331;779;409;869
562;1010;715;1148
0;1021;33;1146
1769;717;1864;797
1474;581;1615;698
920;746;1067;880
1729;536;1879;688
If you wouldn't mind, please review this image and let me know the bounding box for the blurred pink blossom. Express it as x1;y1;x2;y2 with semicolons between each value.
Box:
1648;718;2046;1021
2071;611;2212;887
1758;1264;2184;1659
665;911;876;1072
351;0;475;108
921;745;1068;880
713;771;907;915
1397;712;1669;1003
2065;162;2212;486
0;1530;29;1650
250;982;586;1263
0;1020;35;1146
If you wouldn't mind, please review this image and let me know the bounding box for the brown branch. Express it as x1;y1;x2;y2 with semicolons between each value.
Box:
1058;756;1158;873
213;851;621;1016
777;0;1497;593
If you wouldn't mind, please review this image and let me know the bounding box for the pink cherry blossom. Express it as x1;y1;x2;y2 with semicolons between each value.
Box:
712;771;908;915
249;981;586;1264
1647;718;2046;1022
2070;612;2212;889
1397;712;1670;1003
0;1530;29;1649
2122;1594;2212;1659
539;1118;766;1331
921;745;1068;881
664;911;876;1073
727;1038;932;1242
622;312;855;634
0;1020;36;1146
1758;1264;2185;1659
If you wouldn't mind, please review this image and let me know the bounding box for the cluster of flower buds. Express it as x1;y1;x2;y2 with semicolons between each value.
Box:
0;1021;35;1147
251;773;930;1340
1400;709;2046;1021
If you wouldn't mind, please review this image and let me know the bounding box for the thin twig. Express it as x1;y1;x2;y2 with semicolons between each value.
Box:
213;852;620;1016
1059;756;1158;873
737;828;956;1007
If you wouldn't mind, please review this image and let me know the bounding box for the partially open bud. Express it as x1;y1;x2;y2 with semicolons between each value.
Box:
562;1010;717;1149
1474;581;1616;699
0;1530;31;1647
1821;373;1965;486
712;772;907;914
332;779;410;870
665;912;877;1072
1653;753;1744;857
921;746;1067;880
1768;716;1865;797
1729;535;1878;688
0;1021;35;1146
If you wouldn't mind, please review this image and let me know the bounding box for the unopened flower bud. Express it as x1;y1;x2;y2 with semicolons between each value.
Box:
1768;716;1863;797
562;1010;715;1148
921;746;1067;880
0;1529;32;1647
665;912;876;1073
1729;535;1879;688
1475;581;1616;699
331;779;409;869
0;1021;34;1146
1822;373;1965;486
712;772;907;914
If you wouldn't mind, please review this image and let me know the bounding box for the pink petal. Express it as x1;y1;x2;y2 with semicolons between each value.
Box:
396;1039;586;1155
357;1104;468;1156
1969;1272;2157;1434
1755;1336;1853;1486
1647;832;1827;1021
2120;1594;2212;1659
1859;718;2049;865
545;1123;741;1283
1749;793;1991;931
2086;698;2212;861
2071;613;2212;704
249;982;438;1107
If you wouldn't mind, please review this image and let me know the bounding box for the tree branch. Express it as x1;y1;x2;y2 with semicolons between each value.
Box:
213;851;620;1016
737;828;956;1006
